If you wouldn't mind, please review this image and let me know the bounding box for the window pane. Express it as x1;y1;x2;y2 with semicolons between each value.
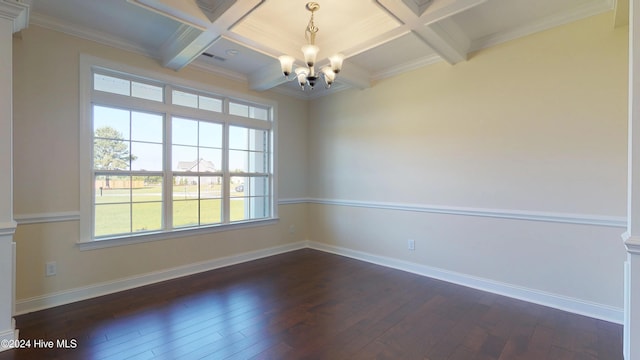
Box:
173;200;199;228
95;175;131;203
173;176;199;199
200;176;221;199
199;96;222;112
131;112;163;143
249;106;269;121
229;150;248;173
201;199;222;225
132;81;163;102
248;129;267;151
230;197;269;221
250;197;270;218
230;175;269;222
95;203;130;237
94;106;130;140
229;102;249;117
230;197;245;222
132;177;162;202
94;74;130;96
199;148;221;172
229;126;248;149
172;117;198;146
131;142;163;171
231;177;245;197
199;122;222;148
173;90;198;108
249;151;267;173
94;138;131;171
173;145;198;172
249;176;269;197
132;202;162;232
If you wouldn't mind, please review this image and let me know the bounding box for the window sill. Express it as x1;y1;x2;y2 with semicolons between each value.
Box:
77;218;280;251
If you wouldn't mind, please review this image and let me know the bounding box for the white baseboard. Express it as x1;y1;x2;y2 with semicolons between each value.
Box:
15;241;308;315
0;323;18;352
15;240;624;325
306;241;624;324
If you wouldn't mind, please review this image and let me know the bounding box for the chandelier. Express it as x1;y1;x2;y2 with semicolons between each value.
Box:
278;2;344;90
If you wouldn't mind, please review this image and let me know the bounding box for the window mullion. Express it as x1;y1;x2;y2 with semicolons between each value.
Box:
223;122;230;224
165;113;173;231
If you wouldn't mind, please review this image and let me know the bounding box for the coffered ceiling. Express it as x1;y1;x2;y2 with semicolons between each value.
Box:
28;0;625;98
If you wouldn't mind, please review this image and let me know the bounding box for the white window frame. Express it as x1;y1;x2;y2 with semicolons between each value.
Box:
78;55;278;250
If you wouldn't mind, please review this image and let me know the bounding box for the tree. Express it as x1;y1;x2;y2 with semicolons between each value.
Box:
94;126;136;188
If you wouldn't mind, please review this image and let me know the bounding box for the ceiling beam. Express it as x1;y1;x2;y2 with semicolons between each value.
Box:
128;0;263;70
374;0;486;65
418;18;470;64
160;25;218;70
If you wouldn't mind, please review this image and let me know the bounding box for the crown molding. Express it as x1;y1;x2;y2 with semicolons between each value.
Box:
29;11;250;86
371;53;442;81
0;0;30;33
470;0;615;53
29;12;157;59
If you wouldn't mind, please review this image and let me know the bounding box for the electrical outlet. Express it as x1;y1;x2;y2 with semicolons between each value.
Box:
408;239;415;251
46;261;57;277
289;225;296;234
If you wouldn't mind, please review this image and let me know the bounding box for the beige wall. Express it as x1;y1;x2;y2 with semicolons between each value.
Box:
308;13;629;310
11;11;630;317
12;25;309;303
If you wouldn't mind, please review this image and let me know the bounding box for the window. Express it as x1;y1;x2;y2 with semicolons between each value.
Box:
80;56;276;246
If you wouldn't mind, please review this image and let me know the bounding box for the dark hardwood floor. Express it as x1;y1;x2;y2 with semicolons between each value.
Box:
0;249;623;359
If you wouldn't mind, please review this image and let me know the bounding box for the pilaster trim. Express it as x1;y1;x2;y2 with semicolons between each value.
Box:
0;0;30;33
622;231;640;254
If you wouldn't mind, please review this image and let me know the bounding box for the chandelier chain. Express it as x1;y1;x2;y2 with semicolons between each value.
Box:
305;7;318;45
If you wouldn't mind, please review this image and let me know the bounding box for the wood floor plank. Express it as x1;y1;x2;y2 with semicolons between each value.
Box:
0;249;623;359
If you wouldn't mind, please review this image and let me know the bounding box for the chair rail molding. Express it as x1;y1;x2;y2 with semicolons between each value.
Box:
309;198;626;228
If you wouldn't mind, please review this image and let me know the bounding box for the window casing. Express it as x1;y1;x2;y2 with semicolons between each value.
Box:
79;56;276;247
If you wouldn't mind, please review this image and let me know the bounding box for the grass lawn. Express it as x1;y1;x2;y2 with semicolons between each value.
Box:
95;185;248;237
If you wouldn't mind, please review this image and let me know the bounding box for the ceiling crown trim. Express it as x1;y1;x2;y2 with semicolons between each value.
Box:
470;0;615;52
29;12;156;58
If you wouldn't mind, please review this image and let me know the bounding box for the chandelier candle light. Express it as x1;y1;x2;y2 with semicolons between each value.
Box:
278;2;344;90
